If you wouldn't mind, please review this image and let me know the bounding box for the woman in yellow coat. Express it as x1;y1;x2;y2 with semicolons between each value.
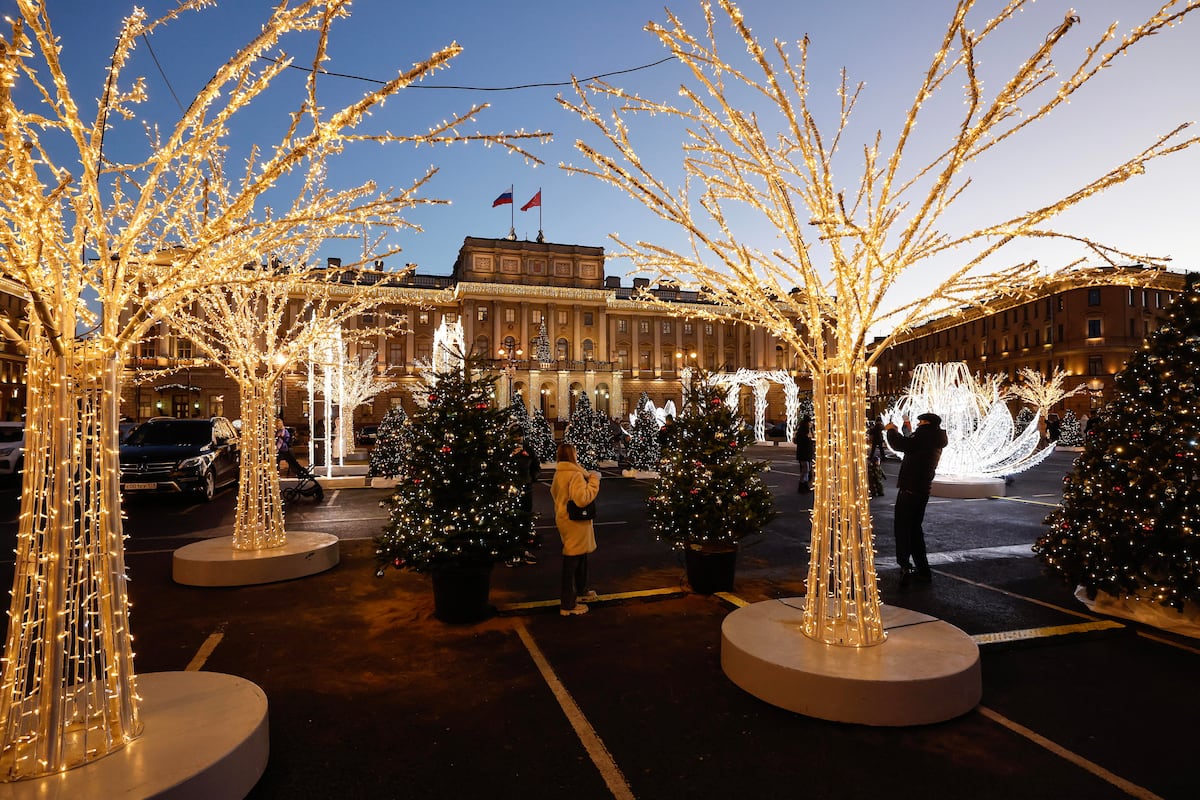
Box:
550;442;601;616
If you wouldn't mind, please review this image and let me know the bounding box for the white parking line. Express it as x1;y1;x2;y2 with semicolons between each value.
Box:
186;623;227;671
515;621;635;800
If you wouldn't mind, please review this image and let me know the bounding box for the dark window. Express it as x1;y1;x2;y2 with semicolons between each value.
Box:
583;312;594;327
1088;356;1103;375
1087;319;1102;338
1087;288;1101;306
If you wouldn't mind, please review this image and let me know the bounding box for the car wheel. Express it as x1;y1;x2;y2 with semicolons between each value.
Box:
196;469;215;502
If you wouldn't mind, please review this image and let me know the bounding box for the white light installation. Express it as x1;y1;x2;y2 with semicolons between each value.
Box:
886;363;1054;478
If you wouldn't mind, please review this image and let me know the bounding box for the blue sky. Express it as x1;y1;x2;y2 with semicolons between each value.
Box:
8;1;1200;319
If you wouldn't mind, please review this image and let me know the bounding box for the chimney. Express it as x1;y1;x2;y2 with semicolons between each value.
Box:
326;257;342;269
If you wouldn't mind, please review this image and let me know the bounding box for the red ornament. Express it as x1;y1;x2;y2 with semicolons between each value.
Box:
440;446;452;453
428;394;437;401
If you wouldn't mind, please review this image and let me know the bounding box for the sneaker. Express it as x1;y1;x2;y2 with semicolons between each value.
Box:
578;590;600;603
560;604;589;616
522;551;539;565
898;566;913;588
913;569;933;583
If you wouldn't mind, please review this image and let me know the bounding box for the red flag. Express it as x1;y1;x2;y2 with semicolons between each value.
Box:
492;190;513;207
520;190;542;211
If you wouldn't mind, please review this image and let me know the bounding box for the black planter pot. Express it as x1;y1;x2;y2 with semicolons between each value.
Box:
431;564;495;623
684;546;737;594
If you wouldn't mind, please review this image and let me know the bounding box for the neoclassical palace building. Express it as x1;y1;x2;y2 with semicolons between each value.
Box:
120;236;805;433
869;265;1190;416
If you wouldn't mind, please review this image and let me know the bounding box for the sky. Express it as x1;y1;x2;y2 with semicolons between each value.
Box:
6;0;1200;330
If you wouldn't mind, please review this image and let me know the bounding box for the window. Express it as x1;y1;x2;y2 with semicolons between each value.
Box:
1088;356;1104;375
477;306;488;322
1156;291;1163;309
504;308;516;323
139;338;156;359
662;321;671;335
443;313;457;323
418;312;429;325
683;323;693;335
502;335;517;353
1087;319;1102;338
173;337;192;359
556;338;569;360
661;352;674;371
531;309;542;324
639;320;650;334
639;350;651;369
706;350;716;369
617;319;628;334
415;340;432;362
1129;288;1136;306
1057;297;1064;312
704;324;714;336
388;344;404;365
557;311;568;325
1087;288;1101;306
583;312;594;327
616;348;628;369
1057;323;1064;343
582;339;595;360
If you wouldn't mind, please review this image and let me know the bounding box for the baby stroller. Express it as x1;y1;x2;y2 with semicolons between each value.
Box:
281;467;324;504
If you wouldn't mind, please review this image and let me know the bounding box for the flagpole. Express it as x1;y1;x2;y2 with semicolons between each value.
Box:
508;183;515;239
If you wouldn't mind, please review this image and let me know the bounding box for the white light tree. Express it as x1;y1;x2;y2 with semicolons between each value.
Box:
1010;365;1087;415
308;345;399;460
563;0;1198;646
0;0;543;779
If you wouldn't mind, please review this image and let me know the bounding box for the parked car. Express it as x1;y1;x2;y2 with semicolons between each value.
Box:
119;416;241;501
0;421;23;476
356;424;380;446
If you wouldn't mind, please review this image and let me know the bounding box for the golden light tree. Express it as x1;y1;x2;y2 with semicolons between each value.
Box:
562;0;1198;647
1010;365;1086;415
0;0;543;779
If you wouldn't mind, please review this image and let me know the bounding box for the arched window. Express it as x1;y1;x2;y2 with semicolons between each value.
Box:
582;339;595;361
502;335;517;354
473;335;490;358
556;338;569;360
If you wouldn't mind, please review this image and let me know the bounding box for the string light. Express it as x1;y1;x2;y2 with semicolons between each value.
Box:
562;0;1199;648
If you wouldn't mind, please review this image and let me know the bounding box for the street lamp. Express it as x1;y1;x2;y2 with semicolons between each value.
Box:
497;346;522;405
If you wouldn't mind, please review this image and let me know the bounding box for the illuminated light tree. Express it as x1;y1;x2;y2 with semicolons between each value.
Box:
626;392;662;472
1057;410;1084;446
564;390;603;470
886;363;1051;479
532;320;553;363
0;0;544;778
1037;274;1200;623
308;345;398;460
164;265;403;550
368;405;412;479
1010;366;1086;416
527;407;557;464
563;0;1199;647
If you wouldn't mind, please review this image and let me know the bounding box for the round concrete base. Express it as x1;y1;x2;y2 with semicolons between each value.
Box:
721;600;981;726
932;476;1006;498
173;531;339;587
0;671;268;800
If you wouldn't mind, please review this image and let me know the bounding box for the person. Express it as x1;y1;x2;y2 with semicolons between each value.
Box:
275;417;305;476
505;427;541;567
867;416;886;462
793;415;814;493
550;442;601;616
885;412;947;587
1046;413;1061;442
656;414;677;447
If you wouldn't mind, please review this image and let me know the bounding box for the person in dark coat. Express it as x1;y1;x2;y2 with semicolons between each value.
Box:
505;427;541;567
885;412;948;586
793;416;815;493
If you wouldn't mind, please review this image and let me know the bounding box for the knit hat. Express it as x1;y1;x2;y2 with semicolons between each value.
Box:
916;412;942;426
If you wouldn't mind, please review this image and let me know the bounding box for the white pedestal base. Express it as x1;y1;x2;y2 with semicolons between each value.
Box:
721;600;981;726
173;531;339;587
0;671;268;800
932;476;1006;498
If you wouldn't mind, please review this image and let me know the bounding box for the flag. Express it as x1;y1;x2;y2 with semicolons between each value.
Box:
520;190;542;211
492;191;513;207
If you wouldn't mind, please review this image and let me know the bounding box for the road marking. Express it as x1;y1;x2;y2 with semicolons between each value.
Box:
977;706;1165;800
327;490;341;505
938;571;1099;621
990;496;1060;508
500;587;684;612
971;620;1124;645
515;621;636;800
186;623;227;671
714;592;749;607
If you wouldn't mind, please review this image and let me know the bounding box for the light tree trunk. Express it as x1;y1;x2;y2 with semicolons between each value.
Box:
804;369;886;647
233;381;286;550
0;331;139;779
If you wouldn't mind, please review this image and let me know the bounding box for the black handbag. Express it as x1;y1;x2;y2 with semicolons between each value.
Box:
566;499;597;521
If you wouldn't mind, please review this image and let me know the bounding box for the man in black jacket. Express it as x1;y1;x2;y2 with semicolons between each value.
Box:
885;412;948;586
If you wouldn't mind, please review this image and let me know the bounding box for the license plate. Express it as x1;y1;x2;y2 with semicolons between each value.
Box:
125;482;157;490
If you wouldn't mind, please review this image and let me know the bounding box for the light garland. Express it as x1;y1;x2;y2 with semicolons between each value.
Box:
562;0;1200;648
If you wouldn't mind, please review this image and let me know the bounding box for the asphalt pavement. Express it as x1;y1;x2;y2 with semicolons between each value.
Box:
0;447;1197;799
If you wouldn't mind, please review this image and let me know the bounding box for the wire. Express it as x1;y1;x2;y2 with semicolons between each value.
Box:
257;54;677;91
141;33;186;112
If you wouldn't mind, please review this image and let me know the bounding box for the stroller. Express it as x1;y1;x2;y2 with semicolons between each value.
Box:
281;467;324;504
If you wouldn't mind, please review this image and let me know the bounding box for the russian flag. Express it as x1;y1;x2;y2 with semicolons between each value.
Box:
492;191;513;207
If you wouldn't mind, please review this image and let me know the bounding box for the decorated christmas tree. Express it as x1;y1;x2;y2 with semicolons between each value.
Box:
375;361;530;574
647;369;776;550
1015;405;1036;436
627;392;661;471
532;320;553;363
564;391;603;470
1036;274;1200;612
1058;410;1084;447
528;408;557;464
368;405;411;478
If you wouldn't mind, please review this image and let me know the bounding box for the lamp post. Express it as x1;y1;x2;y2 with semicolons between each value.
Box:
497;346;523;406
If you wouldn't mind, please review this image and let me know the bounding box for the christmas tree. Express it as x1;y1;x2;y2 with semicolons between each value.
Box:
532;320;553;363
1036;274;1200;612
1015;405;1036;436
375;360;530;574
647;369;776;550
1058;410;1084;447
368;405;411;478
528;408;557;464
564;391;603;470
626;392;661;471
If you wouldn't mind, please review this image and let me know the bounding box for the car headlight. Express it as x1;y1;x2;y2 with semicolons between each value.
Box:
0;447;14;456
177;456;208;471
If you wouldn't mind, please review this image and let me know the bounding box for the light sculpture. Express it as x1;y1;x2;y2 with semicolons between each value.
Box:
563;0;1198;648
0;0;544;778
886;363;1053;479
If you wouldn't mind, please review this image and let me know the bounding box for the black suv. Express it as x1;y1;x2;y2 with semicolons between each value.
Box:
119;417;241;501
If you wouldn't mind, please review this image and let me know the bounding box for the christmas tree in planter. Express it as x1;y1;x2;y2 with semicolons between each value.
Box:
1058;410;1084;447
528;407;557;464
564;391;604;470
367;405;411;479
375;359;529;622
1036;274;1200;631
626;392;661;473
647;369;777;593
